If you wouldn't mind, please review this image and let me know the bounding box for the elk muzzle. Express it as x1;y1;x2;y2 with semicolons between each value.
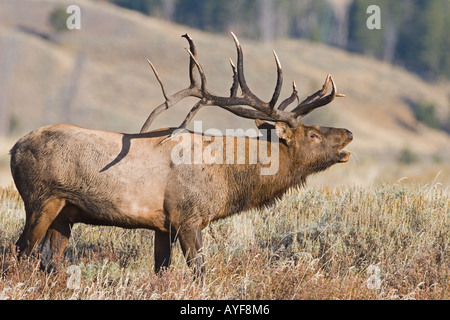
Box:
338;129;353;163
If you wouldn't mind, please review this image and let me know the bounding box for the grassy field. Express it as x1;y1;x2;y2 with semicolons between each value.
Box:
0;182;448;300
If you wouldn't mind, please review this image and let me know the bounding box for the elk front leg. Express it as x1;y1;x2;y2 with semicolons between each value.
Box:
178;226;205;279
154;230;176;274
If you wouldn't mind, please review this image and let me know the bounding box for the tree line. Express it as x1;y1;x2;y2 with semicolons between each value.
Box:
109;0;450;81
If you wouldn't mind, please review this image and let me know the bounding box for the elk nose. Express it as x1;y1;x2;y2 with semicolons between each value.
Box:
345;129;353;140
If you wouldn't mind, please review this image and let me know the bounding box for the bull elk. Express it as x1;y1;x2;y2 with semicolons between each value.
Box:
10;33;352;277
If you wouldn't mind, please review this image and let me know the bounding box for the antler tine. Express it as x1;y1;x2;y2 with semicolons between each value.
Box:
146;59;169;101
230;32;247;93
139;59;173;133
229;58;239;97
278;81;298;111
171;49;209;130
269;50;283;109
292;74;339;118
181;34;199;88
299;74;331;107
186;48;207;95
230;32;264;106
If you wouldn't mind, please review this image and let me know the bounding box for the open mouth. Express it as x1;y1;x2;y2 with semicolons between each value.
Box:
338;149;351;163
337;137;352;163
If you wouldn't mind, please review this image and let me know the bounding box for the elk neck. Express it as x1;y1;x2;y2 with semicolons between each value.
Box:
221;137;305;215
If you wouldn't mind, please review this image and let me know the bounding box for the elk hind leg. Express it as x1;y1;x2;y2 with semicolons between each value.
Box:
15;198;66;258
40;205;77;272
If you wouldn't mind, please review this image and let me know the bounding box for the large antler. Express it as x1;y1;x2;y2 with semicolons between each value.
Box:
140;33;344;133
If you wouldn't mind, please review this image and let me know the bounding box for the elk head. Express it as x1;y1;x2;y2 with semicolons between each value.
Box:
272;121;352;171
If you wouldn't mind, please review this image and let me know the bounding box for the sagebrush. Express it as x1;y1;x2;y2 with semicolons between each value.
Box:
1;183;448;299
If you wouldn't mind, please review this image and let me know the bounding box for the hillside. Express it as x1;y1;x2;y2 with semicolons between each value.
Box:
0;0;449;187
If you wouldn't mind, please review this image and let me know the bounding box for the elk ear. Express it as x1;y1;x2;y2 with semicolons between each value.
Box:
255;119;275;140
275;122;294;147
254;119;266;128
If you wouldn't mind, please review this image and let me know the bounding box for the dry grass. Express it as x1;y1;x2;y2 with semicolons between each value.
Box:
1;182;449;300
